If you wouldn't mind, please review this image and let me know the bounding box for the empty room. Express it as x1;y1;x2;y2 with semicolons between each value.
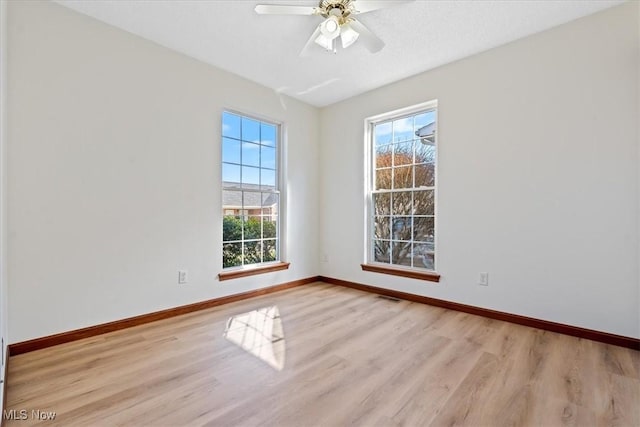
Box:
0;0;638;425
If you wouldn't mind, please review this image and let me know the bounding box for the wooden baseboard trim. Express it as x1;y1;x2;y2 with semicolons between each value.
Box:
8;276;320;356
319;276;640;351
9;275;637;355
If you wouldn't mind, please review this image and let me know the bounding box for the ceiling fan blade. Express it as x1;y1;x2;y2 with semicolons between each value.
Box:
353;0;413;14
350;20;385;53
254;4;318;15
300;25;323;57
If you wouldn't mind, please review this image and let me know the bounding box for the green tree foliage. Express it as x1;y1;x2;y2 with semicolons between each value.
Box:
223;216;243;241
223;216;277;268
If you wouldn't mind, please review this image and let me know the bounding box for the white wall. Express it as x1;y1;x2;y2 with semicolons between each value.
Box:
637;0;640;342
0;0;7;412
5;0;638;344
319;2;639;338
7;0;319;343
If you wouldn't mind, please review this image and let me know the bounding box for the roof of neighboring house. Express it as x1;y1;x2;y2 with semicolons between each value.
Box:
223;182;278;208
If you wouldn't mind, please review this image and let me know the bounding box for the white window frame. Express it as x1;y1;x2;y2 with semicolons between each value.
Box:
364;100;439;275
221;109;285;270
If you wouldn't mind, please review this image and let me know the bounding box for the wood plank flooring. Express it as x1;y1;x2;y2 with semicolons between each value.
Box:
5;282;640;426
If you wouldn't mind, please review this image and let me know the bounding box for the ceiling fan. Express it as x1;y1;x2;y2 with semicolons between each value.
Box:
254;0;412;55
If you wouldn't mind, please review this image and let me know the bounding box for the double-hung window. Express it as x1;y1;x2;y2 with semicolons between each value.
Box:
364;100;439;281
221;111;281;270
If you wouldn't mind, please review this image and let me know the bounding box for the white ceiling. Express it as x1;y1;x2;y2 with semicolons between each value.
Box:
54;0;624;107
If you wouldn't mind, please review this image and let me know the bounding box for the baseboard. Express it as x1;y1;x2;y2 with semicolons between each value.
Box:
9;276;320;356
319;276;640;351
9;274;638;355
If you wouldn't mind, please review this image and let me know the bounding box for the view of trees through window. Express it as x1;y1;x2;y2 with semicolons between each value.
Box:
222;111;279;268
370;107;437;270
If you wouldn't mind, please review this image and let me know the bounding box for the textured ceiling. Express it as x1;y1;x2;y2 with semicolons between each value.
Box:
54;0;624;107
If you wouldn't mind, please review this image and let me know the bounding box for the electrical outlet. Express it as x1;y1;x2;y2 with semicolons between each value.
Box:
322;253;328;263
178;270;188;284
479;272;489;286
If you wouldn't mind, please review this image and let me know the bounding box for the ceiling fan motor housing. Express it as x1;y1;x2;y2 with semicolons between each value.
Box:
319;0;354;21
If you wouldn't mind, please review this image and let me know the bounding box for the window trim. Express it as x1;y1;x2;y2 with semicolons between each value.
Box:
220;109;286;275
363;100;439;281
361;263;440;282
218;261;290;281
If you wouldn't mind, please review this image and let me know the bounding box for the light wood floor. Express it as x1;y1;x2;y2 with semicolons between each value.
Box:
5;282;640;426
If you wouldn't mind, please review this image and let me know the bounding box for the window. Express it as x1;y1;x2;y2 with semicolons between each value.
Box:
364;101;439;281
222;111;281;269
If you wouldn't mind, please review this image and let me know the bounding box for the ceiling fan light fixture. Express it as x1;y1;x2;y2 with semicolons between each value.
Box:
314;33;334;51
319;15;340;40
340;22;359;48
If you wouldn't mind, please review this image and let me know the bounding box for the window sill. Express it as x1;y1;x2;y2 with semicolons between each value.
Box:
218;262;290;281
361;264;440;283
